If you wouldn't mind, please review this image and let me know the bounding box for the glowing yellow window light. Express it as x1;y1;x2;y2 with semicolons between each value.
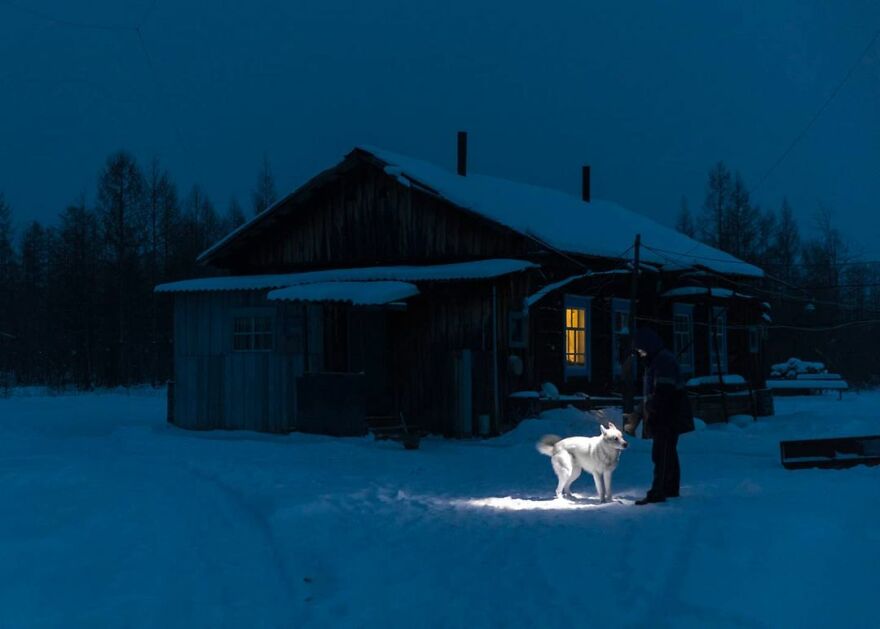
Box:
565;307;586;365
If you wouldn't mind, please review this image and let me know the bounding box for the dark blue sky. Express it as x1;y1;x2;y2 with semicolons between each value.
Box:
1;1;878;254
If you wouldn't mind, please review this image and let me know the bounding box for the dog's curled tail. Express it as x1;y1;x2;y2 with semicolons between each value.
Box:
536;434;562;456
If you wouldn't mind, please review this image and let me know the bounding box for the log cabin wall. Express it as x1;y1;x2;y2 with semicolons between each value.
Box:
211;159;538;273
172;291;309;433
387;273;536;435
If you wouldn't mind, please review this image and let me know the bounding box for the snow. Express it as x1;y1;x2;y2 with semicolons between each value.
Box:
1;389;878;627
660;286;756;300
686;374;747;387
525;270;638;309
771;357;827;378
155;259;538;293
267;281;419;305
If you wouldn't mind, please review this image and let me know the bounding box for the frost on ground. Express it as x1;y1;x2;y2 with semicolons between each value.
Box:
0;389;878;628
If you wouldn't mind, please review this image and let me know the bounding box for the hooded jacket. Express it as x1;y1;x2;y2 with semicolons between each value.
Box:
634;328;691;437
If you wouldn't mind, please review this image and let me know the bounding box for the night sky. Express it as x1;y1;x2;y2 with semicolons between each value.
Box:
1;1;878;253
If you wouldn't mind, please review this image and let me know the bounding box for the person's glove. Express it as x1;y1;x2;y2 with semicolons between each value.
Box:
623;412;639;436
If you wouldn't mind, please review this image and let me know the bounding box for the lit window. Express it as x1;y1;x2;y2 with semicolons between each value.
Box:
563;295;591;379
233;316;274;351
565;306;586;366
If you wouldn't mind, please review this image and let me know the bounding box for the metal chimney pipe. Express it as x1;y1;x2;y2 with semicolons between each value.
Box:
582;165;591;202
457;131;468;176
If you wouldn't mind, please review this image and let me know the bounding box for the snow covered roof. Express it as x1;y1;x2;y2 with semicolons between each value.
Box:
267;281;419;305
359;147;763;277
154;259;537;293
660;287;757;300
524;269;632;309
197;146;763;278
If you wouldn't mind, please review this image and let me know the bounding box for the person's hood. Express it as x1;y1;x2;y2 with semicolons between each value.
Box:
634;327;664;357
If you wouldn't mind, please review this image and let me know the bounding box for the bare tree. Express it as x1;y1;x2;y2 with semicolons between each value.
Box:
675;196;696;237
96;151;147;386
700;161;732;250
251;153;277;215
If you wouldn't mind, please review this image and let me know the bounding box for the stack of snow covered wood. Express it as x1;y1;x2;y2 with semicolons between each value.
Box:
766;358;848;396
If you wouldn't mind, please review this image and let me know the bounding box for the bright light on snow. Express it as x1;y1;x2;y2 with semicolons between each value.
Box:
458;496;634;510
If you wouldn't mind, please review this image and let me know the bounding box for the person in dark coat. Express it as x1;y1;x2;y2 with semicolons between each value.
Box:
630;327;693;505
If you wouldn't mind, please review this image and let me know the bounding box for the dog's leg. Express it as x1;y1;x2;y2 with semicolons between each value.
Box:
592;472;605;502
563;465;581;498
552;452;573;499
602;471;613;503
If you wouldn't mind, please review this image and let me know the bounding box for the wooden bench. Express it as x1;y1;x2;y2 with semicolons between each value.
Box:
366;413;426;449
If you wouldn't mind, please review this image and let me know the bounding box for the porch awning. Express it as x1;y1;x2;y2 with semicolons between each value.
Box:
266;281;419;305
154;258;537;293
660;287;757;300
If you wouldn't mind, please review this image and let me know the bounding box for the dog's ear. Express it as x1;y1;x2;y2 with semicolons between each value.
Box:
608;421;618;431
599;424;607;435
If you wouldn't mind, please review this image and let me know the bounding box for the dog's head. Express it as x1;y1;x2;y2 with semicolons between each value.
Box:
600;422;629;450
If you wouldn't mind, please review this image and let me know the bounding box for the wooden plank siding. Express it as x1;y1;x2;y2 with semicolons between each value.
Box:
211;159;539;273
172;292;302;433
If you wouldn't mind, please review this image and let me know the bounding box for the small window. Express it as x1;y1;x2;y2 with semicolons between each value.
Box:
748;326;759;353
708;306;728;373
673;303;695;375
611;299;631;379
233;315;274;351
509;310;528;348
563;295;591;379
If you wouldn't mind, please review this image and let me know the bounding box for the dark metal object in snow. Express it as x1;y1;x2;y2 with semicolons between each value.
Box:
779;435;880;470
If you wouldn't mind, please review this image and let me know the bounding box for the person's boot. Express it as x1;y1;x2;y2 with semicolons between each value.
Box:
635;494;666;506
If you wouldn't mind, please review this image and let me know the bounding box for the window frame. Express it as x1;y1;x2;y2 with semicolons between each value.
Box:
708;306;728;374
563;294;591;380
748;325;760;354
231;308;275;353
508;309;528;349
611;298;631;379
672;303;695;375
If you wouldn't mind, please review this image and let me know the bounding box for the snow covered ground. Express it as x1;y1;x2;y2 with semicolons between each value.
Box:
1;389;878;628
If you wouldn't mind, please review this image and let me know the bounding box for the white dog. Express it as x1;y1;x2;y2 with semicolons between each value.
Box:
536;423;628;502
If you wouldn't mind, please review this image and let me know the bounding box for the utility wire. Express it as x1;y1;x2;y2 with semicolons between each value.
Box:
749;26;880;195
640;242;880;316
0;1;189;159
0;0;137;30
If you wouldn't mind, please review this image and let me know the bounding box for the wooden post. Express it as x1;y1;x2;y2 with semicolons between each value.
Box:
623;234;640;414
492;283;500;433
707;288;730;421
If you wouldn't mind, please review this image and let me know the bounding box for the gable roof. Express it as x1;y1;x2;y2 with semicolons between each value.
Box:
199;146;762;278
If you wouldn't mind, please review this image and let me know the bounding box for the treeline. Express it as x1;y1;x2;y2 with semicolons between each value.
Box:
679;161;880;381
0;150;278;389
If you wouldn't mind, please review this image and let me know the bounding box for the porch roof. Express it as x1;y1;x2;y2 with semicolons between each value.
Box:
660;286;757;300
154;258;538;293
267;281;419;305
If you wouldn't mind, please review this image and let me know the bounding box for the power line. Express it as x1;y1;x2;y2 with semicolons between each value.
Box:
639;242;880;316
749;26;880;195
0;0;137;30
0;1;189;159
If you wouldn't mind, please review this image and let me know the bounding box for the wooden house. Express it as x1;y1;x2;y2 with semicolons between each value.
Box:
156;137;770;436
